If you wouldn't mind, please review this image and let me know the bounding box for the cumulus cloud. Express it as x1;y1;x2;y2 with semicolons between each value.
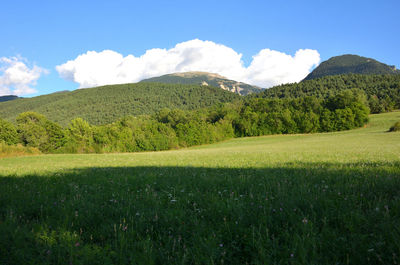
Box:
0;56;48;96
56;39;320;89
243;48;321;87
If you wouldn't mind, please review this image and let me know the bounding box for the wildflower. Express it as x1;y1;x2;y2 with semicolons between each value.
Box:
75;242;80;247
302;218;308;224
219;243;223;247
290;253;294;258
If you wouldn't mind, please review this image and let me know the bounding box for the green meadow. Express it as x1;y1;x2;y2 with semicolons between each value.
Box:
1;111;399;264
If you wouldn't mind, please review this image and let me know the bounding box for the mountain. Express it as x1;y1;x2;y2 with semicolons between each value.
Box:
0;95;20;102
304;54;400;80
140;72;262;95
0;82;240;126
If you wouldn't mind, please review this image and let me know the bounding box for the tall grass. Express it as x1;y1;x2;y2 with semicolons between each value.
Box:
0;142;40;158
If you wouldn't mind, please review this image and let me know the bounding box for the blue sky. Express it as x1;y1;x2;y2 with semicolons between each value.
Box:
1;0;399;96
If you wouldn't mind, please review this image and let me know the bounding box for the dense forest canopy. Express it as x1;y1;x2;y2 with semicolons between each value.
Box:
304;54;400;80
253;74;400;113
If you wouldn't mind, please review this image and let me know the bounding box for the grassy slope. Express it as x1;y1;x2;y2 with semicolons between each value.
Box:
0;112;400;264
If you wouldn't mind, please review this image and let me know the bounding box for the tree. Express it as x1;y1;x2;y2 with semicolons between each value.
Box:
0;118;19;145
333;108;355;130
16;112;65;152
65;118;93;153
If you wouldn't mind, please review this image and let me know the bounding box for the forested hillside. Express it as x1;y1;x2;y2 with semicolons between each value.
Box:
0;95;19;102
254;74;400;113
304;54;400;80
0;91;369;154
0;83;240;126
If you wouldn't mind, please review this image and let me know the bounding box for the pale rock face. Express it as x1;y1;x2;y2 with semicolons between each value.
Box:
233;85;243;93
219;83;228;91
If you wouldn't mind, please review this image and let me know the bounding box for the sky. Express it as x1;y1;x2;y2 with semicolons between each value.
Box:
1;0;399;97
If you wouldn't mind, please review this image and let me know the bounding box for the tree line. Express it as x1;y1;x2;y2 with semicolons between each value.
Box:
0;91;369;154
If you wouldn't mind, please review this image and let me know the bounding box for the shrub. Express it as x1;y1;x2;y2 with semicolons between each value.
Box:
389;121;400;132
0;141;41;158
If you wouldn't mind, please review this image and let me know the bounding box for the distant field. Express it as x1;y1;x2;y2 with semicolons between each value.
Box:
1;111;399;264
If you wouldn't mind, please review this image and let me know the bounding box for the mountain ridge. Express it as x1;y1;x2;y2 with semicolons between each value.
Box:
304;54;400;80
0;95;20;102
140;71;262;95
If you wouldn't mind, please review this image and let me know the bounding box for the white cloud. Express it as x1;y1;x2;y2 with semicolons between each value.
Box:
243;49;321;87
56;39;320;89
0;56;48;96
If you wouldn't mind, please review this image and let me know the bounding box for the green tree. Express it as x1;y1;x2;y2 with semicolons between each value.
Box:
16;112;65;152
319;109;334;132
65;118;93;153
333;108;355;130
0;118;19;145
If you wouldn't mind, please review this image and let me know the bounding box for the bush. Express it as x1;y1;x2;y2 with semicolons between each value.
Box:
0;141;41;158
389;121;400;132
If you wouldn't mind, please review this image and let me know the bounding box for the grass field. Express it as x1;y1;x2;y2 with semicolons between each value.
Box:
1;111;400;264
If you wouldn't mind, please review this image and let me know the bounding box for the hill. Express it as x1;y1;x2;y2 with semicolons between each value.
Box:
304;54;400;80
140;71;262;95
0;95;19;102
0;82;240;126
254;74;400;113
